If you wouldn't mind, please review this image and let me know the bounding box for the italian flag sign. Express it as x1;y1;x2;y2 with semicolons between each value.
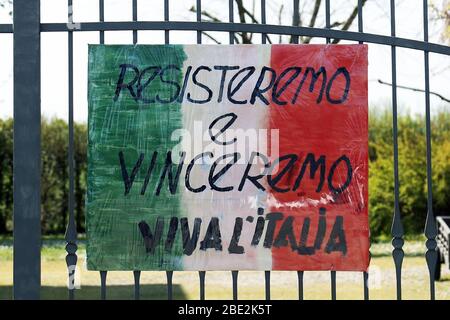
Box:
87;44;369;271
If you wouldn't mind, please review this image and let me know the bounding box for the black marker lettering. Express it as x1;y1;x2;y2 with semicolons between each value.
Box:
119;151;144;196
228;217;244;254
200;217;222;251
114;64;140;102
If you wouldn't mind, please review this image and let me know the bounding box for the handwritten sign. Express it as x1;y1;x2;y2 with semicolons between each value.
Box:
87;44;369;271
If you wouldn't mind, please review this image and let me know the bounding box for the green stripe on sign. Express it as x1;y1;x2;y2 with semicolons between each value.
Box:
87;45;187;270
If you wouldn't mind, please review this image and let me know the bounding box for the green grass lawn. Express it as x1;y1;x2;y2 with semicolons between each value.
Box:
0;239;449;300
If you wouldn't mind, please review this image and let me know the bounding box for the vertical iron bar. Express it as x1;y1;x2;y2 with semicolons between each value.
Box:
229;0;234;44
297;271;304;300
264;271;270;300
196;0;202;44
133;270;141;300
330;271;336;300
100;271;107;300
325;0;330;43
164;0;169;44
423;0;437;300
358;1;369;300
199;271;206;300
232;270;238;300
261;0;266;44
13;0;41;300
292;0;299;44
363;272;369;300
167;271;173;300
99;0;104;44
66;0;78;301
358;0;363;44
390;0;404;301
229;3;236;300
132;0;137;44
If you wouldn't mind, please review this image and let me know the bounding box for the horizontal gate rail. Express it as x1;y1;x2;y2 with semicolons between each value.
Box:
1;21;450;55
35;22;450;56
0;24;12;32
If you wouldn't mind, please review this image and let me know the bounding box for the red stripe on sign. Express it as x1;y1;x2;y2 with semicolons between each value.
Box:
267;44;369;271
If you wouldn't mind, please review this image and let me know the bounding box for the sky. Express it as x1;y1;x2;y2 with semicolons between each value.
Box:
0;0;449;123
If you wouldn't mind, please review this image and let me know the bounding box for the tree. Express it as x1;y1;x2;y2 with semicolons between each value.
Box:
0;119;13;233
368;110;450;239
430;0;450;45
74;123;87;233
190;0;368;44
0;0;12;16
431;111;450;214
41;118;68;234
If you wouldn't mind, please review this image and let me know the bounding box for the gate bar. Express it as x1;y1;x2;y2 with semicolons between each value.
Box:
196;0;202;44
229;0;234;44
65;0;78;301
195;3;205;299
264;270;270;300
0;24;12;33
363;271;369;300
232;270;238;300
199;271;206;300
99;0;104;44
132;0;137;44
389;0;405;301
261;0;267;44
164;0;169;44
330;270;336;300
13;0;41;300
167;271;173;300
133;270;141;300
297;271;304;300
358;0;370;301
325;0;330;44
292;0;299;44
358;0;363;43
38;22;450;55
100;271;107;300
422;0;438;300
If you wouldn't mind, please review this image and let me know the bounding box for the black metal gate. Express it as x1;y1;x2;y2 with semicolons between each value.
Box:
1;0;449;300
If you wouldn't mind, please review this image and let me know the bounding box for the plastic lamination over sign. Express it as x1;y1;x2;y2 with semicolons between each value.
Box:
87;44;369;271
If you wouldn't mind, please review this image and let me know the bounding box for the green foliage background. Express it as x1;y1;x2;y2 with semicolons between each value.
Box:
0;110;448;239
368;110;450;239
0;118;87;235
